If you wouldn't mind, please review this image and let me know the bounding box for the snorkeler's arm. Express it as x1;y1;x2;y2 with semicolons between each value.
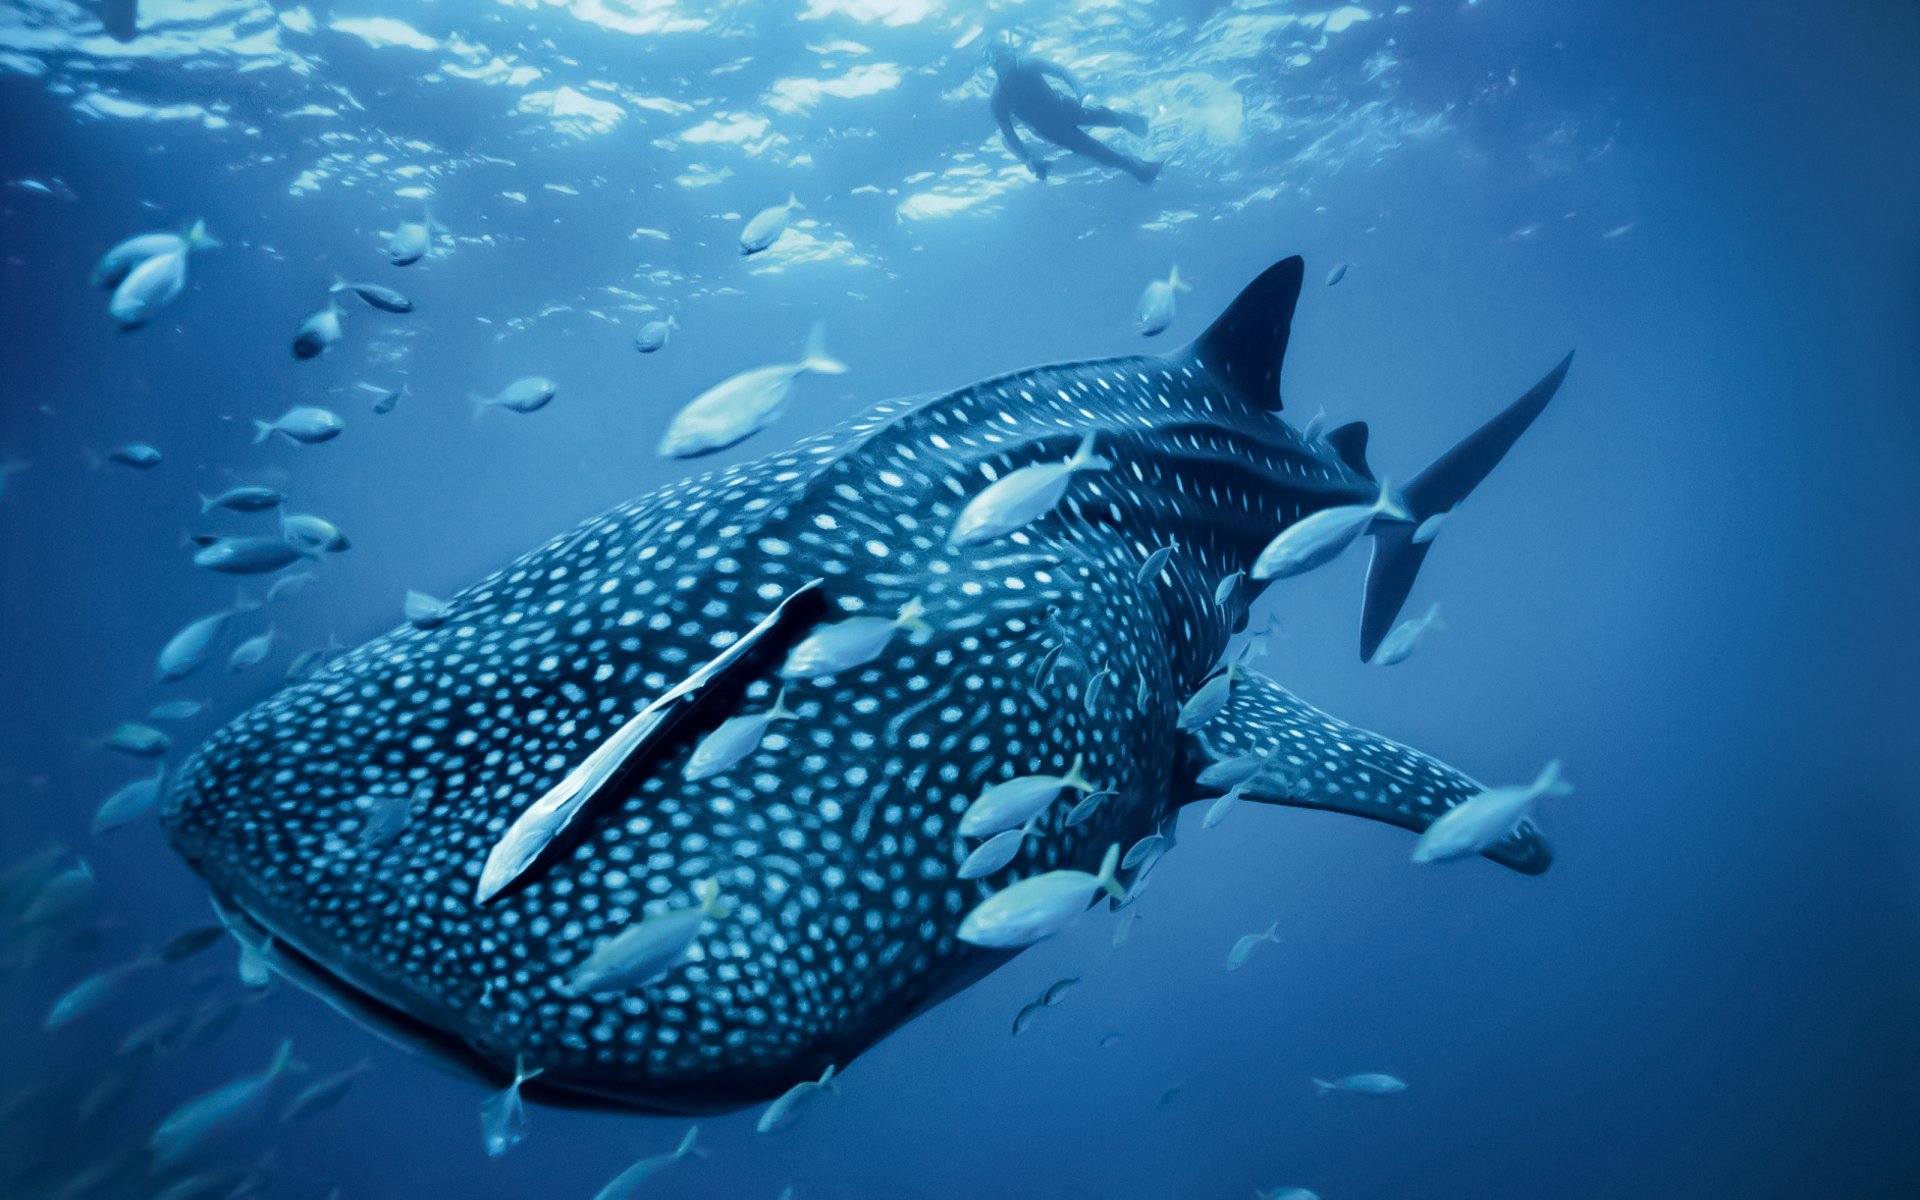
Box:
1034;58;1085;99
991;91;1034;165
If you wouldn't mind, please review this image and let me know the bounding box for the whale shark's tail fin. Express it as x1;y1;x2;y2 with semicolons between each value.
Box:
1359;352;1574;661
1183;668;1552;875
1185;256;1303;412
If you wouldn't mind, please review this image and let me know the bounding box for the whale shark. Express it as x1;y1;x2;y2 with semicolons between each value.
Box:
161;256;1570;1114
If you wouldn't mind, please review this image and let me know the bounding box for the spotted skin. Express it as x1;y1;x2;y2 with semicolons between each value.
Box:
162;258;1558;1112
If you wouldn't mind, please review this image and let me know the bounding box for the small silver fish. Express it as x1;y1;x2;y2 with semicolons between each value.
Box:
157;608;234;681
1372;602;1444;666
45;953;157;1029
1226;921;1280;971
659;324;844;457
958;754;1097;838
267;571;317;602
1412;760;1570;865
359;781;430;848
956;844;1127;948
292;298;343;360
253;406;343;445
1326;261;1350;286
1041;975;1080;1006
1412;510;1449;544
1136;539;1178;585
1120;833;1165;872
780;596;929;680
226;627;276;674
148;1039;297;1172
94;220;214;288
956;813;1043;880
104;443;162;469
1196;749;1271;789
104;723;170;758
199;485;283;514
368;382;407;414
1083;667;1113;713
1201;779;1252;830
108;224;217;328
739;193;802;255
279;1058;372;1123
1251;476;1410;581
1312;1072;1407;1097
684;688;797;781
386;205;435;265
589;1127;699;1199
236;939;271;988
472;377;558;417
194;537;303;575
1064;788;1114;828
148;698;208;721
480;1056;542;1157
1133;265;1190;337
947;432;1112;548
634;316;677;353
563;878;730;996
1032;643;1064;689
1177;664;1242;731
93;769;166;832
20;859;95;925
1011;1000;1045;1037
281;513;349;555
331;276;412;313
756;1064;835;1134
404;590;450;630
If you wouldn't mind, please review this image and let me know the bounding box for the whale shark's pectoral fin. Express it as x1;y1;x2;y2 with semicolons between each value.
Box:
475;579;827;905
1184;668;1551;874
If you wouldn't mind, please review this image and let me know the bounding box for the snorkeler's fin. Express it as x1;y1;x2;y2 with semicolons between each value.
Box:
1182;668;1552;875
102;0;138;42
1359;352;1573;662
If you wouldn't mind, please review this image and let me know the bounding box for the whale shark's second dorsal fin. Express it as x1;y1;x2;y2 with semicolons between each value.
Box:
1181;668;1552;875
1184;256;1304;411
1325;421;1372;479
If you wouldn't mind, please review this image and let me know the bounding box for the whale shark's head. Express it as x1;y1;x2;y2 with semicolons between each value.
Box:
163;389;1188;1112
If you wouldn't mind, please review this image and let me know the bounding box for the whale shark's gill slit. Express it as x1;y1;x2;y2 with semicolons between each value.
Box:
475;579;828;905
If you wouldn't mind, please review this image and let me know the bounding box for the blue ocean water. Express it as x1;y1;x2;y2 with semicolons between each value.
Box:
2;1;1916;1197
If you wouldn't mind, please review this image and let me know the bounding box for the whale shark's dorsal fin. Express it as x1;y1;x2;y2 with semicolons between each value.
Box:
1184;256;1304;411
475;579;827;905
1182;668;1552;875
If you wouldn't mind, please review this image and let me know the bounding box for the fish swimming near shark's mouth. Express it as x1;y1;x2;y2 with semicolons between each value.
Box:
161;257;1570;1114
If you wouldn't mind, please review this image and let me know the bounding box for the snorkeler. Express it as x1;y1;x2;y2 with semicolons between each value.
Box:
986;41;1162;184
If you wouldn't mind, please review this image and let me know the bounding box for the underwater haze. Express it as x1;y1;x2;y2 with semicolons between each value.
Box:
3;1;1918;1198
